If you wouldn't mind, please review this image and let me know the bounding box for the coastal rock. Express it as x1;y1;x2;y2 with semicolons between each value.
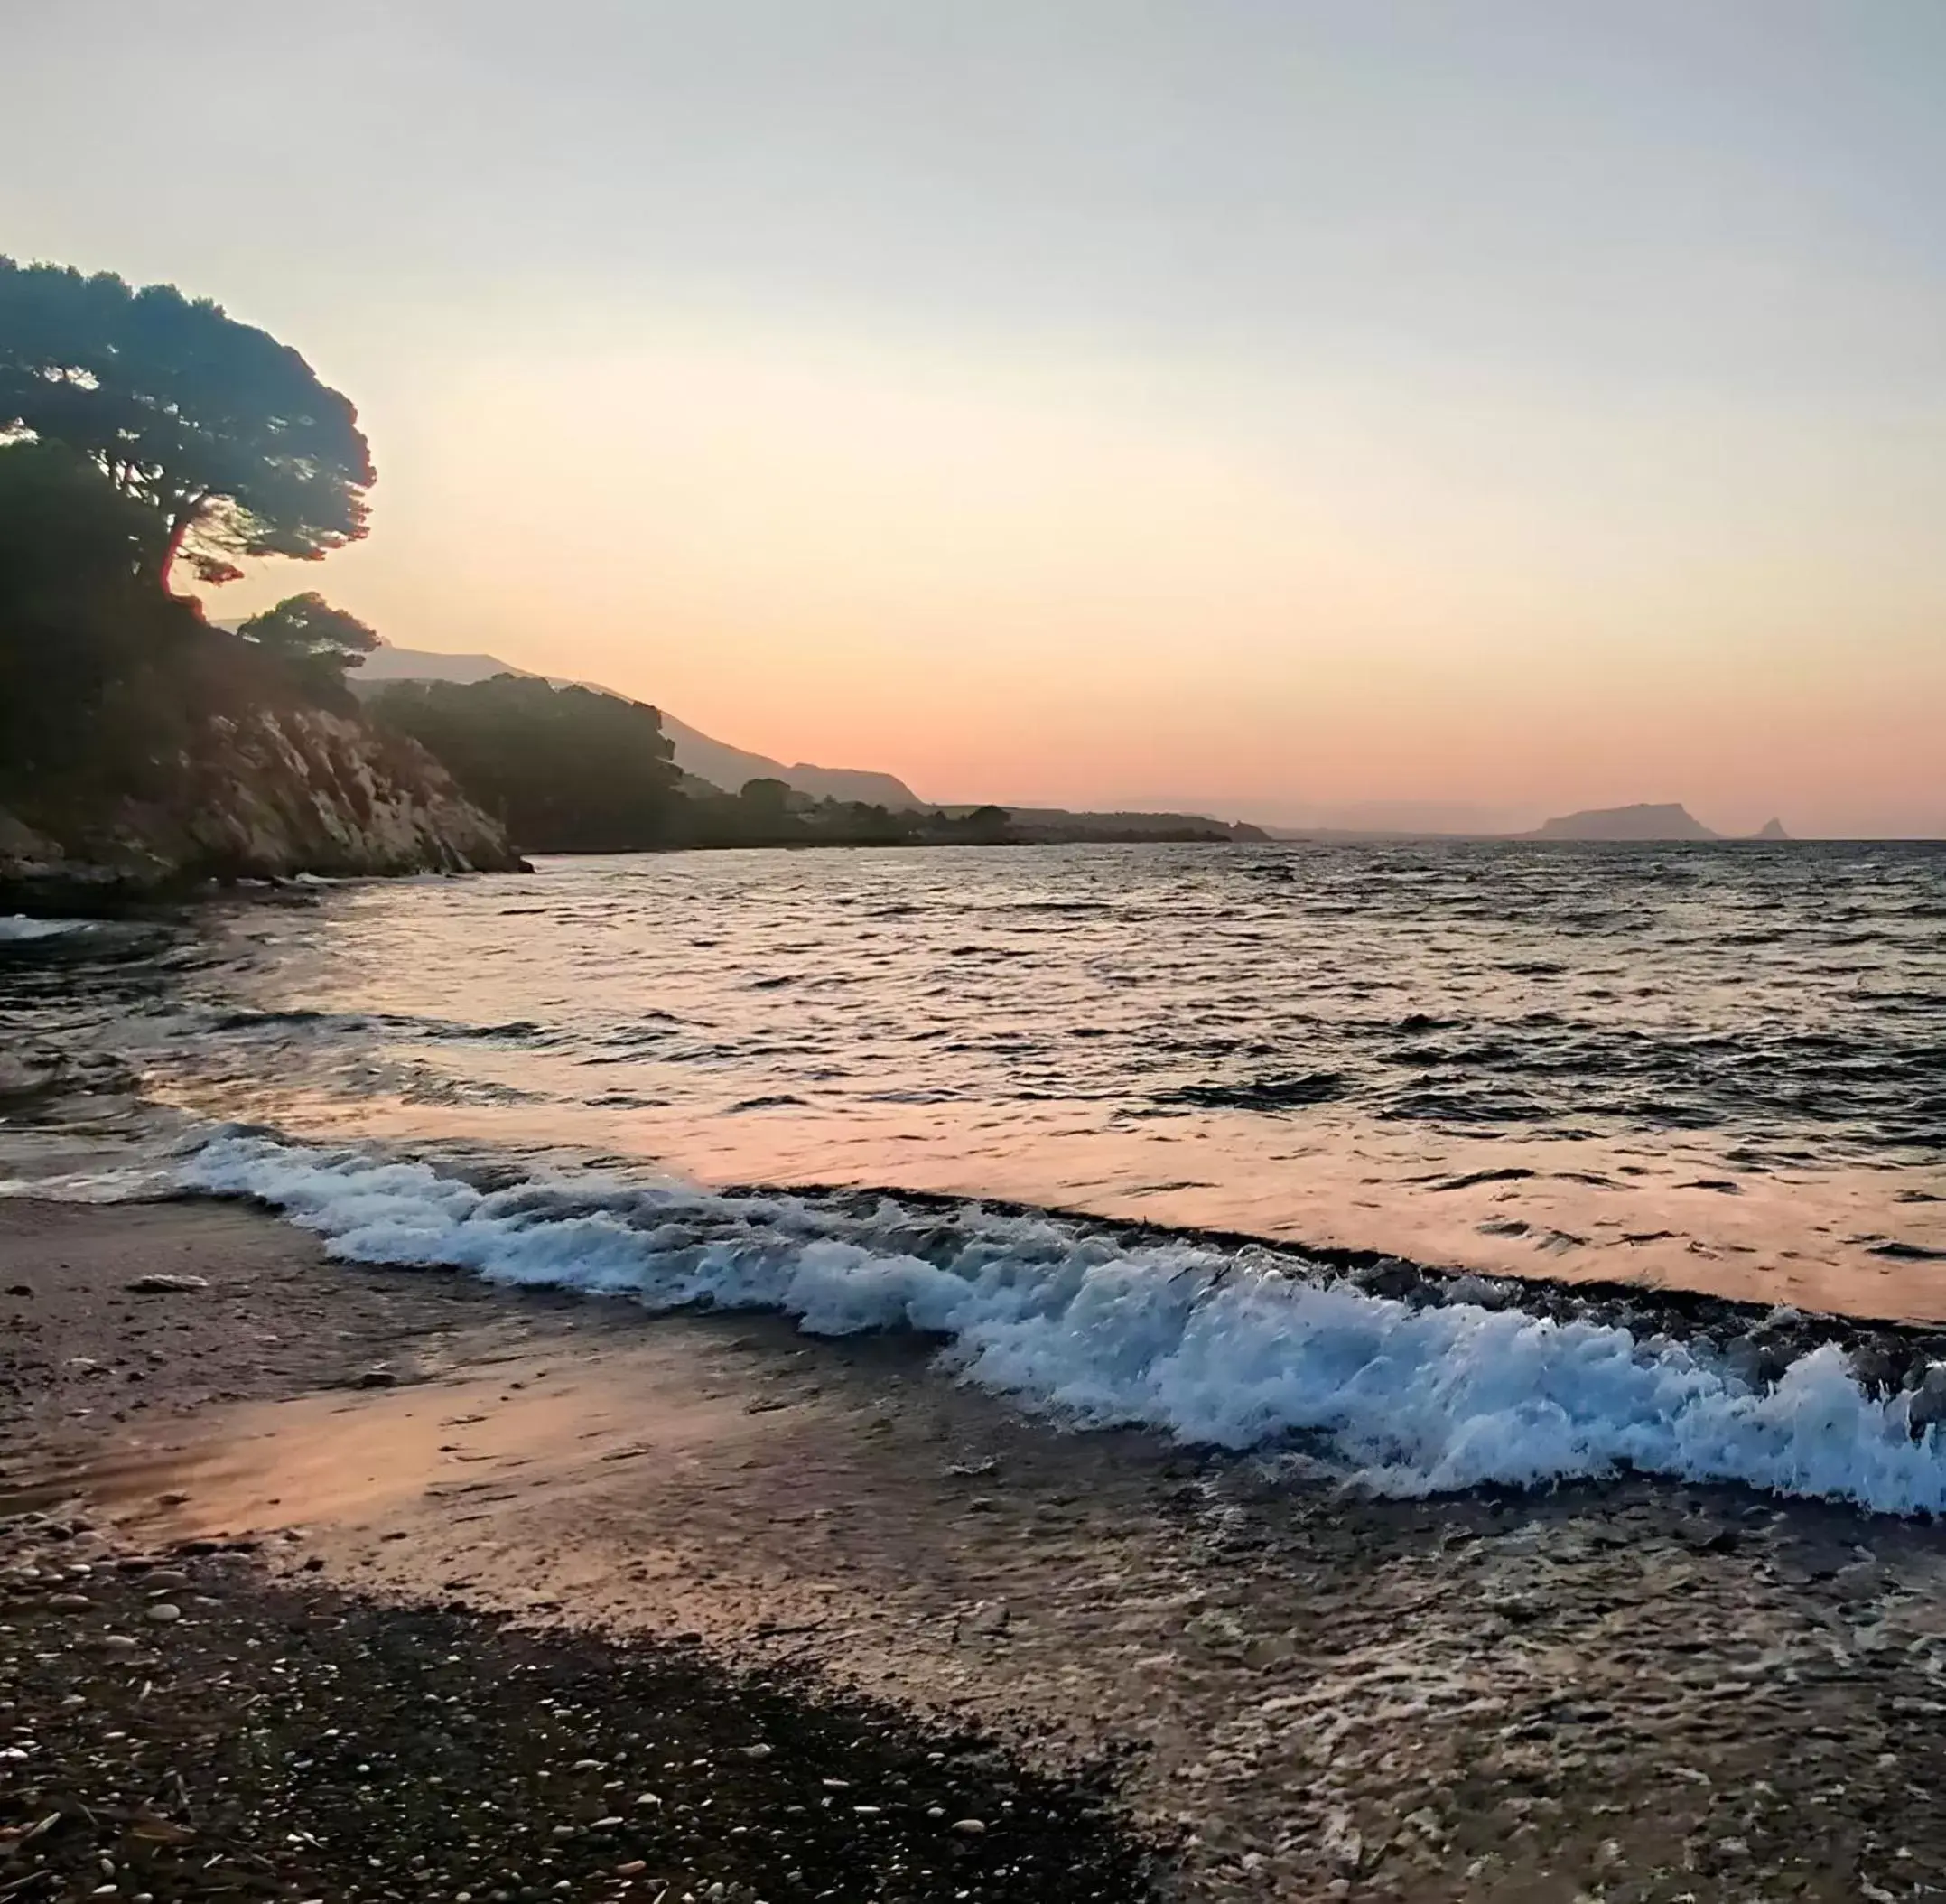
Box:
1529;802;1718;842
1;697;519;899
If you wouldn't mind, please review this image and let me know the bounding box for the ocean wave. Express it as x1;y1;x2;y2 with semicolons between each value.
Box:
0;915;106;944
146;1133;1946;1518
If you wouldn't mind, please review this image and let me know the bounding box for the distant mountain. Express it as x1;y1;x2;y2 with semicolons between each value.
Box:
351;644;926;809
655;711;922;810
1755;817;1791;842
942;806;1265;843
355;646;517;688
1530;803;1719;842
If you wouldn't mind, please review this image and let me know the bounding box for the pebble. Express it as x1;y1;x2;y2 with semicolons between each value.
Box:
953;1818;987;1835
126;1274;209;1293
49;1592;93;1611
144;1602;182;1624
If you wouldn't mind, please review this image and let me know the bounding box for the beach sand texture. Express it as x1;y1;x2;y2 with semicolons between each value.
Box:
9;1197;1946;1900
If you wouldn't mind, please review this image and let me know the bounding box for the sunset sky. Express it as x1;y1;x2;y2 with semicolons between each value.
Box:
6;1;1945;835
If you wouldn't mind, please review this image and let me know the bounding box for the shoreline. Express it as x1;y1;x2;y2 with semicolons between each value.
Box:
13;1127;1946;1513
9;1197;1946;1899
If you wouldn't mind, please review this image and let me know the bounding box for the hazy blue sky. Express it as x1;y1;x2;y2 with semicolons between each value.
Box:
6;1;1944;831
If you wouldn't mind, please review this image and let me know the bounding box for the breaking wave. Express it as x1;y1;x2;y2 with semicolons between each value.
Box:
0;915;106;944
139;1133;1946;1518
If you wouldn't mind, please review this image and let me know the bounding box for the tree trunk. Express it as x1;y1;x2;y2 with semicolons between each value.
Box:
157;498;202;593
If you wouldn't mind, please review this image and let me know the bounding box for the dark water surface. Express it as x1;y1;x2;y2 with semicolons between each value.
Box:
5;840;1944;1320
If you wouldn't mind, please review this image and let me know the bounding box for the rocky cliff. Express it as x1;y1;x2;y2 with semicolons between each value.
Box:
1;700;521;899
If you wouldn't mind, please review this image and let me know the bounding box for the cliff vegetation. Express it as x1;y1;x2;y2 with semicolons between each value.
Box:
0;260;516;893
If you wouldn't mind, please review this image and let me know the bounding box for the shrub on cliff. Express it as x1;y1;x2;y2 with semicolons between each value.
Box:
368;675;687;853
236;592;381;706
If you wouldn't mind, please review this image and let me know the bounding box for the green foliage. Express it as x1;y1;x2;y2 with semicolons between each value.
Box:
237;592;379;704
0;257;374;591
368;675;684;853
0;443;382;844
950;805;1013;845
0;442;198;798
367;675;1021;854
237;592;379;666
0;438;163;593
737;777;794;822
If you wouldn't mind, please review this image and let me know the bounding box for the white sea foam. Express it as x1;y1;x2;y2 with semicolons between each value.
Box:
0;915;100;943
157;1132;1946;1517
0;1166;179;1203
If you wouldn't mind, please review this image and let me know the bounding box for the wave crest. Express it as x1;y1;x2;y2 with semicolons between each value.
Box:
162;1134;1946;1517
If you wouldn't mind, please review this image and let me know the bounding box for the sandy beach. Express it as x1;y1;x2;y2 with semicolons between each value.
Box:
8;1196;1946;1900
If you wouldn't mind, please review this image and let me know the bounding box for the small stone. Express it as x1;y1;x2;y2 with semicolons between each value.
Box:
615;1862;646;1878
144;1602;182;1624
49;1592;93;1611
952;1818;987;1835
126;1274;209;1293
354;1368;398;1388
740;1743;773;1759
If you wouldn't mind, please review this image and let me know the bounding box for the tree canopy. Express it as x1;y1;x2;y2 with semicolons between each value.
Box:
365;674;1021;854
237;592;379;667
0;258;374;592
369;675;686;853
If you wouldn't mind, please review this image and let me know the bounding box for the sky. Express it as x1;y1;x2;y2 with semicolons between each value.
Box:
5;1;1945;835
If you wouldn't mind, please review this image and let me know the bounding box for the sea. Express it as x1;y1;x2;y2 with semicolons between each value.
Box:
5;838;1946;1514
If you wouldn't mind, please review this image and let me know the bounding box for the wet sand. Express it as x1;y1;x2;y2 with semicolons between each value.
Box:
9;1199;1946;1900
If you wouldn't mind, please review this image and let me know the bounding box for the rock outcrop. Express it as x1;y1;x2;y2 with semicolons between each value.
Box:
1530;803;1718;842
1;701;520;901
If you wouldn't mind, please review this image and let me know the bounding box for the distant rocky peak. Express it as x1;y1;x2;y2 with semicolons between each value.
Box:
1531;803;1718;842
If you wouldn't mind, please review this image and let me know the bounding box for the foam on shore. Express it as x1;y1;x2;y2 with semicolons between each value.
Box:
118;1132;1946;1517
0;916;103;943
